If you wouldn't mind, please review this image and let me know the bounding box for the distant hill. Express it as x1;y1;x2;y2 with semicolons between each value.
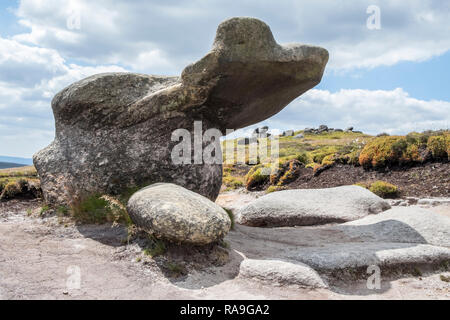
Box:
0;156;33;166
0;162;28;169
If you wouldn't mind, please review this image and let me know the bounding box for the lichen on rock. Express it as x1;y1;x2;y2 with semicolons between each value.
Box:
127;183;231;245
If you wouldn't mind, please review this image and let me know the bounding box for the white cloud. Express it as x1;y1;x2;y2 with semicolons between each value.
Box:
10;0;450;73
0;37;67;86
0;35;128;157
1;0;450;157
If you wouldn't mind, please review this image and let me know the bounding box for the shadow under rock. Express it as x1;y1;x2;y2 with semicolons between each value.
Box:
76;223;243;289
157;244;244;290
76;223;128;247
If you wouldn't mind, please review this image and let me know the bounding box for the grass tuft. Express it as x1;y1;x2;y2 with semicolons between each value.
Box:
440;275;450;282
223;207;235;230
143;235;167;257
355;180;399;198
70;194;131;224
165;261;187;278
368;181;399;198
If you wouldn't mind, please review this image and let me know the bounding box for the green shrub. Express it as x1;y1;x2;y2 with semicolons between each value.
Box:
305;162;316;169
266;185;285;193
368;181;399;198
222;176;244;189
70;194;131;224
57;205;69;216
405;133;418;145
427;136;448;159
40;205;50;216
165;261;186;277
143;235;167;257
295;152;309;164
418;133;430;145
277;160;302;186
359;136;414;168
355;180;399;198
245;164;270;190
16;178;28;192
391;138;408;157
223;208;235;230
354;182;369;189
0;177;41;200
342;149;361;165
0;181;21;199
321;154;336;166
310;146;338;164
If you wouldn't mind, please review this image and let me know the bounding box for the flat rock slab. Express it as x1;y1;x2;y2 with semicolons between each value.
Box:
227;204;450;286
239;259;328;288
236;185;391;227
1;200;450;298
338;206;450;247
286;242;450;271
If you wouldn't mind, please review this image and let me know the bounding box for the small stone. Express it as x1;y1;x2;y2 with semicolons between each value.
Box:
282;130;294;136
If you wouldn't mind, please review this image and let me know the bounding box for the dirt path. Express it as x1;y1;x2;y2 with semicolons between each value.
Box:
1;199;449;300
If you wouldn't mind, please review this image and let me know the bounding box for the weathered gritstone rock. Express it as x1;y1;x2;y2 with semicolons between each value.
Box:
339;206;450;247
235;185;390;227
282;130;294;136
239;259;328;288
33;17;328;205
417;198;450;206
126;183;231;245
287;242;450;272
232;206;450;279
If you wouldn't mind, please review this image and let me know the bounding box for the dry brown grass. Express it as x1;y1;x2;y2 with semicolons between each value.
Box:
0;166;37;177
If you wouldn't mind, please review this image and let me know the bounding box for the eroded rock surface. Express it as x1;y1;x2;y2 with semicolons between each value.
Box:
239;259;328;288
126;183;231;245
1;198;449;297
235;185;391;227
33;17;328;205
340;206;450;247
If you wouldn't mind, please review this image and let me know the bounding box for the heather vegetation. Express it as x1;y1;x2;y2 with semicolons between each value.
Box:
0;166;41;200
222;129;449;192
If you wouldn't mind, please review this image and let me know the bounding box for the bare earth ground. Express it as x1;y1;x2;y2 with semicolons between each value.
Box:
0;197;449;300
288;162;450;197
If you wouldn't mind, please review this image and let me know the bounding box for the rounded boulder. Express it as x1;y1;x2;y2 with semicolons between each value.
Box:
127;183;231;245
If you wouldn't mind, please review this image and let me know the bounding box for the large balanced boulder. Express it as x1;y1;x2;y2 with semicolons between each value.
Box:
126;183;231;245
235;185;391;227
33;17;328;205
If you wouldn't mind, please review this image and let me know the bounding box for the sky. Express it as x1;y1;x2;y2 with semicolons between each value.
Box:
0;0;449;158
